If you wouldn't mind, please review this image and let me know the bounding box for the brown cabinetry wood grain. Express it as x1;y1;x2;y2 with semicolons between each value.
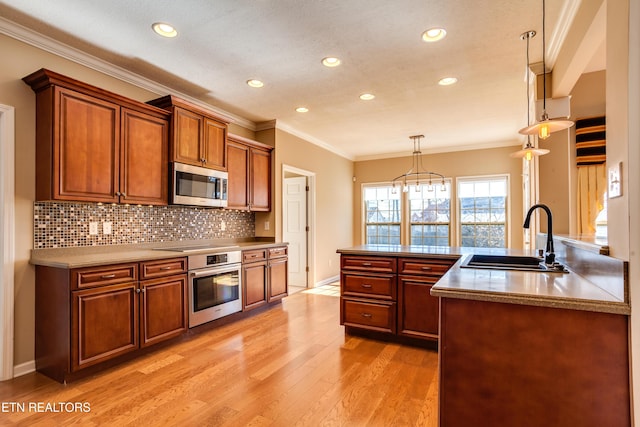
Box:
242;260;268;310
36;256;187;382
23;69;171;205
227;134;273;211
242;246;288;310
340;253;456;343
438;297;631;426
147;96;228;171
268;256;288;302
71;282;139;371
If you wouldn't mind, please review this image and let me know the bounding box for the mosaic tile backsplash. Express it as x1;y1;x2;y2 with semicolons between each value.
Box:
34;202;255;249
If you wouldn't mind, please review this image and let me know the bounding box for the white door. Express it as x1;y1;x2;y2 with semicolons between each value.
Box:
283;176;308;287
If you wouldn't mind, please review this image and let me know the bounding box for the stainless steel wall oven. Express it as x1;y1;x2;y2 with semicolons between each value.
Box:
188;250;242;327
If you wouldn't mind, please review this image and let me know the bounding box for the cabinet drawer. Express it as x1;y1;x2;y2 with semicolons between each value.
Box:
398;257;457;277
341;256;396;273
243;249;267;263
269;246;288;259
140;258;187;280
72;263;138;289
342;273;396;300
341;298;396;333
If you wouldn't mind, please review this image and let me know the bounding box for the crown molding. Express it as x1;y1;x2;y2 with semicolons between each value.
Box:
0;16;256;131
273;120;354;161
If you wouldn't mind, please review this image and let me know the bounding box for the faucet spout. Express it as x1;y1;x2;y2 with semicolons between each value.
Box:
523;203;555;264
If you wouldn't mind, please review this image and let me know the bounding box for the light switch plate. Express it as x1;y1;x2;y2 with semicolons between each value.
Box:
103;221;112;235
608;162;622;198
89;222;98;236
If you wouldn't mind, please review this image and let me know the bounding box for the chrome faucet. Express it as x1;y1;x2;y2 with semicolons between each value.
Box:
523;203;555;265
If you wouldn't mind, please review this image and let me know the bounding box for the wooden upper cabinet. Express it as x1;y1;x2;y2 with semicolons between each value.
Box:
148;95;228;171
23;68;171;205
55;87;120;203
226;134;273;211
226;139;250;210
121;108;169;205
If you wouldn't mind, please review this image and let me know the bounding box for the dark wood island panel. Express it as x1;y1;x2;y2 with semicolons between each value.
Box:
439;297;631;427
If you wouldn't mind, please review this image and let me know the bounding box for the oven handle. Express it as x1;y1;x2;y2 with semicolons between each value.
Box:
190;264;241;278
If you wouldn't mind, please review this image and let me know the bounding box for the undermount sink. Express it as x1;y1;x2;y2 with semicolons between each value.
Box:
460;254;568;273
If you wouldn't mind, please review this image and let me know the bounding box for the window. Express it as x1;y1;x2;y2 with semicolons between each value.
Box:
409;183;451;246
363;181;452;246
458;176;508;248
363;185;401;244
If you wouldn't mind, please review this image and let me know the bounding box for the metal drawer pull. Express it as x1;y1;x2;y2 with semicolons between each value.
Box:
421;266;432;271
361;313;373;318
100;274;116;279
160;266;172;270
361;284;372;288
362;262;372;266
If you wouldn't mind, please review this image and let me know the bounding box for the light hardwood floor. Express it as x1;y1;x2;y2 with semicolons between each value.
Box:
0;286;439;426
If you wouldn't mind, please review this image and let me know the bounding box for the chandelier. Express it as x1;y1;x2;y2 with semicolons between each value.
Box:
391;135;445;193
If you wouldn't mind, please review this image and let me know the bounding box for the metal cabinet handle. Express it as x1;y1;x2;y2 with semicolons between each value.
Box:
361;284;372;288
362;262;372;267
361;313;373;318
421;266;432;271
160;266;172;270
115;191;121;196
101;274;116;279
121;193;126;197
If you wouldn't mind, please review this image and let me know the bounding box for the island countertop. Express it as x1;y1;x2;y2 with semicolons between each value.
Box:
336;245;629;315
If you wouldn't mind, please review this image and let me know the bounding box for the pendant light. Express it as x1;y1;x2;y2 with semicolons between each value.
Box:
511;30;549;161
518;0;574;140
391;135;446;193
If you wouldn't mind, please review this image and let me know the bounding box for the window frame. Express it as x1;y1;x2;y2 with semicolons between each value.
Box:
361;180;453;246
455;174;511;248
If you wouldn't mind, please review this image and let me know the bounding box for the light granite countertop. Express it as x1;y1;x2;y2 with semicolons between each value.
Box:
30;239;287;269
336;244;629;315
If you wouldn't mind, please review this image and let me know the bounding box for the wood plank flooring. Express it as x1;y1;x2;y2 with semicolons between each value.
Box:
0;286;439;426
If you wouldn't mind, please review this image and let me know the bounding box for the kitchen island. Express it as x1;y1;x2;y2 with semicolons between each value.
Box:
337;243;630;427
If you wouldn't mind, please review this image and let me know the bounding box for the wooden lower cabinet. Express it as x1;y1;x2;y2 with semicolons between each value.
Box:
339;253;456;343
140;275;188;347
438;297;631;426
242;246;288;310
267;247;288;301
72;282;139;370
36;257;187;382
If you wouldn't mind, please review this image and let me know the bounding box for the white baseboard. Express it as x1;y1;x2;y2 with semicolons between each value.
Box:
13;360;35;377
315;275;339;287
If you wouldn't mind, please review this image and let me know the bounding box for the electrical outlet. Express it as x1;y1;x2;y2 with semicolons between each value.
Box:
264;220;270;231
89;222;98;236
103;221;112;235
220;220;226;231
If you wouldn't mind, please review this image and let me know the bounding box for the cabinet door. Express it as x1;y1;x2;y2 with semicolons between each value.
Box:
121;108;169;205
55;87;120;203
172;107;202;166
140;275;187;347
203;117;227;170
397;276;439;340
227;140;250;209
249;147;271;211
268;257;288;302
243;261;267;310
71;282;138;371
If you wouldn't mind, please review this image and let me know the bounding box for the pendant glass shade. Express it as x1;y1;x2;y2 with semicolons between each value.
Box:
510;143;550;161
518;117;575;139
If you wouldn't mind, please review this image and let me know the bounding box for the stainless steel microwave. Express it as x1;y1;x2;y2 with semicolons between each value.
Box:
172;162;228;208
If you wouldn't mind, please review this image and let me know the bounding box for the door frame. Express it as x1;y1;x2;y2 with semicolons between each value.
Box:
0;104;15;380
282;164;316;288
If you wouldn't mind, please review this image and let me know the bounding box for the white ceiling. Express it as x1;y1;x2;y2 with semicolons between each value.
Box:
0;0;597;160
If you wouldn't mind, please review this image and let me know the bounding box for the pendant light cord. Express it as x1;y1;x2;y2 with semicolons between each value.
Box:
542;0;547;119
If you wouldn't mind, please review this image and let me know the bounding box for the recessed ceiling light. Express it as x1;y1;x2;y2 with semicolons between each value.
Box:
246;79;264;88
438;77;458;86
422;28;446;42
359;93;375;101
296;107;309;113
152;22;178;38
322;57;341;67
